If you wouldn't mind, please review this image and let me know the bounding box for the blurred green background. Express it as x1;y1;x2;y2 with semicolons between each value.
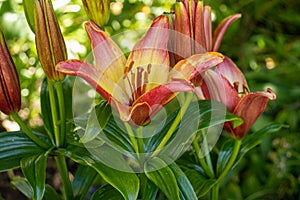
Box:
0;0;299;199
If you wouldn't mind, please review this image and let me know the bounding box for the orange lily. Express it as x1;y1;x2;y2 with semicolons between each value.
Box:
56;16;224;126
201;57;276;139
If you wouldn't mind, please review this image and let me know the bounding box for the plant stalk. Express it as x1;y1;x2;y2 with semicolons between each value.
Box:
153;92;194;156
47;79;62;147
56;81;66;146
11;112;49;149
55;156;73;200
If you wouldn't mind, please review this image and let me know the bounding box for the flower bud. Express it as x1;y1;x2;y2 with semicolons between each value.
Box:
0;31;21;115
82;0;110;27
35;0;67;81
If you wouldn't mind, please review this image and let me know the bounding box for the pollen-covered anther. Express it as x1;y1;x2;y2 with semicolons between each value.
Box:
233;81;249;97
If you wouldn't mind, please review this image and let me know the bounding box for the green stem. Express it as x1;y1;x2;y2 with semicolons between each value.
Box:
217;139;241;182
11;113;49;149
211;139;242;199
192;137;214;178
153;92;194;156
211;183;219;200
124;122;139;158
47;79;61;147
202;130;214;177
55;156;73;200
136;126;144;154
56;81;66;146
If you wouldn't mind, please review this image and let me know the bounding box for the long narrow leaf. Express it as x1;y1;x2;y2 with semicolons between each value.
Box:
0;131;49;172
21;154;48;200
56;145;139;200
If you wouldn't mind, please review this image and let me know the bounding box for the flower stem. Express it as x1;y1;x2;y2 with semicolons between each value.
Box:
201;130;214;177
153;92;194;156
212;139;242;199
136;126;144;154
211;183;219;200
11;112;49;149
192;136;214;178
217;139;241;182
56;81;66;146
55;156;73;200
124;122;139;158
47;79;62;147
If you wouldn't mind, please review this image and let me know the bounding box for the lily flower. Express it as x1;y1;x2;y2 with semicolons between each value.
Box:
56;16;224;126
0;31;21;115
170;0;241;63
201;57;276;139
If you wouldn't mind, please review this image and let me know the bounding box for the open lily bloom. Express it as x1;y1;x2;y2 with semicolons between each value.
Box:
57;16;224;126
171;0;241;62
201;57;276;139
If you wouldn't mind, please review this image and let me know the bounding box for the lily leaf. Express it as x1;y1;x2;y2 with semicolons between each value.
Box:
0;131;49;172
56;144;139;200
21;153;48;200
72;165;97;200
184;169;217;198
11;177;60;200
145;157;197;200
139;173;158;200
91;184;124;200
145;157;180;200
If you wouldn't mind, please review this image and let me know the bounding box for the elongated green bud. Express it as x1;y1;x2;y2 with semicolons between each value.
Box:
35;0;67;81
0;31;21;115
82;0;110;27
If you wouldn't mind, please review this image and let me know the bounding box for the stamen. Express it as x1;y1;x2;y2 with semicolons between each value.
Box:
124;61;134;74
130;71;136;101
233;82;239;93
242;85;249;94
136;67;144;98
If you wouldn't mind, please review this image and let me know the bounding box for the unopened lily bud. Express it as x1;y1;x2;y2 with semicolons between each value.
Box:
82;0;110;27
0;31;21;115
35;0;67;81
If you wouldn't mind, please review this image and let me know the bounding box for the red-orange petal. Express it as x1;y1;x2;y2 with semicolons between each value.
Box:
127;15;170;70
85;21;126;83
56;60;112;101
215;57;249;92
212;13;242;52
201;69;240;111
227;88;276;139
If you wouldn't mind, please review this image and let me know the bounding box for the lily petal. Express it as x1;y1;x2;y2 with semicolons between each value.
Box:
203;5;212;51
201;69;239;111
172;52;224;81
85;21;126;83
227;88;276;139
215;57;249;92
194;1;207;53
212;13;242;52
56;60;129;104
126;15;171;93
112;79;193;126
174;1;193;61
127;15;170;69
132;80;193;125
